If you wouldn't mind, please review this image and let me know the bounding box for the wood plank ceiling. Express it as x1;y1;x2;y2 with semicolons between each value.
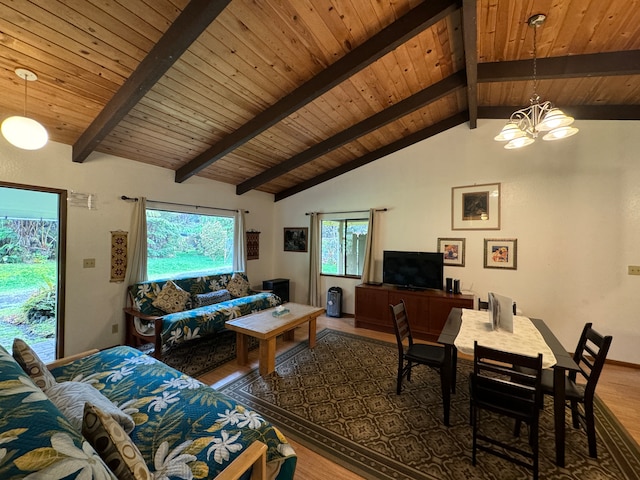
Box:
1;0;639;201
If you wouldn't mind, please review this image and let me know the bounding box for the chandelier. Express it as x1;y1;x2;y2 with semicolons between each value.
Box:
494;14;578;149
1;68;48;150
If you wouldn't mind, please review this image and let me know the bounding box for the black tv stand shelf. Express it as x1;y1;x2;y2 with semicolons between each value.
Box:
355;283;474;342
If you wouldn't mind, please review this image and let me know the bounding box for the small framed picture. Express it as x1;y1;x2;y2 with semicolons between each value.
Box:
484;238;517;270
284;227;308;252
452;183;501;230
438;238;465;267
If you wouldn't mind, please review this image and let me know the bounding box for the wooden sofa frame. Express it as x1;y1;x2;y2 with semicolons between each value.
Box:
123;305;164;359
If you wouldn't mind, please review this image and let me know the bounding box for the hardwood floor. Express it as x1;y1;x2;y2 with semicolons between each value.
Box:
197;316;640;479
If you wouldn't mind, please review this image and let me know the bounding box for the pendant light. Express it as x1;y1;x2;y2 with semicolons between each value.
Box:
1;68;49;150
494;14;578;149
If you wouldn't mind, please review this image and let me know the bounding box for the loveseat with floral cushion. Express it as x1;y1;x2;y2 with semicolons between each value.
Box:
2;338;296;479
124;272;282;359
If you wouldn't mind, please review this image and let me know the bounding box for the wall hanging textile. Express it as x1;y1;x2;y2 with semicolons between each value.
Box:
110;230;127;283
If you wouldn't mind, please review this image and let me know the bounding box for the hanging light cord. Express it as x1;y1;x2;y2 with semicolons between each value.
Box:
22;73;28;116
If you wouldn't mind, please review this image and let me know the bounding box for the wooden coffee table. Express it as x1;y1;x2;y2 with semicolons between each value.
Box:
225;303;325;375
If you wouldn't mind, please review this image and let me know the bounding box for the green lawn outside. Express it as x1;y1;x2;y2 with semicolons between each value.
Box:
0;255;231;290
147;253;232;280
0;261;56;293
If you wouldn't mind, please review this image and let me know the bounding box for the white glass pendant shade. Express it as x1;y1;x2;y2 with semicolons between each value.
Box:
504;136;535;149
1;68;48;150
538;108;574;131
1;115;49;150
494;123;525;142
542;126;579;141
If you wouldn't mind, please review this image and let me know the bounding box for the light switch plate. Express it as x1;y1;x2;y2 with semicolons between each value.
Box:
628;265;640;275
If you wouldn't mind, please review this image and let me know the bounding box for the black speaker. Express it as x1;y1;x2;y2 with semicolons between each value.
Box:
453;279;461;294
446;277;453;293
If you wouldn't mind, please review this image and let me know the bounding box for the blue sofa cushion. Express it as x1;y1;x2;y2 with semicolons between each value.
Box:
50;346;296;480
0;345;116;479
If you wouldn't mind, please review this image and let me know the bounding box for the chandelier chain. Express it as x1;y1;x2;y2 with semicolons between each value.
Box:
532;21;538;96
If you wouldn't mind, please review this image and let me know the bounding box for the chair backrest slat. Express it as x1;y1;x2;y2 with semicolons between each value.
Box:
390;300;412;347
473;342;543;412
572;323;612;396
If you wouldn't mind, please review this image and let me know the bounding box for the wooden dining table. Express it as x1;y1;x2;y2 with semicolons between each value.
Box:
438;308;580;467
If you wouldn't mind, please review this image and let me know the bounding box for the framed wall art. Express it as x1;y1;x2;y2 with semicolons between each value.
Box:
437;237;465;267
284;227;308;252
452;183;501;230
484;238;517;270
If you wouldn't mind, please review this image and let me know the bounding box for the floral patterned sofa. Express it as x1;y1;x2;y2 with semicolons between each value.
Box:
0;341;296;479
124;272;282;359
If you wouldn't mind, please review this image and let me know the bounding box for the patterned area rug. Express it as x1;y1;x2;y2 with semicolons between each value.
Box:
220;329;640;480
153;330;258;378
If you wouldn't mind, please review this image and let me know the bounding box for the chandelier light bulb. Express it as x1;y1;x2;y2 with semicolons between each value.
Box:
542;126;579;141
539;108;575;131
494;123;525;141
504;136;535;149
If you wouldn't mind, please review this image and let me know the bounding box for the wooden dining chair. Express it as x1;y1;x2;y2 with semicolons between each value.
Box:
389;300;450;396
538;322;612;458
470;342;543;480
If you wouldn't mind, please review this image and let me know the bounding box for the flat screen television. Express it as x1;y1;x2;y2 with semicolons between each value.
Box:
382;250;444;290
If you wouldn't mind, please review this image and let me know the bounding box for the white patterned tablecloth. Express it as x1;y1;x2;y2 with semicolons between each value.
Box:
455;308;557;369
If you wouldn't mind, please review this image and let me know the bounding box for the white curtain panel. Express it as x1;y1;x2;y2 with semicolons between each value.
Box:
233;209;246;272
308;212;320;306
361;208;376;283
125;196;148;287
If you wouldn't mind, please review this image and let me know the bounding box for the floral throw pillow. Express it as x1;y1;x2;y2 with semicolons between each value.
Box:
83;402;152;480
226;272;250;298
152;280;191;313
12;338;57;390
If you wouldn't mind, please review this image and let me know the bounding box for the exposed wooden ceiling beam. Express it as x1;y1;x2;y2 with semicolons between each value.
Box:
72;0;232;164
274;112;469;201
175;0;461;183
237;71;467;195
462;0;478;129
478;50;640;82
479;105;640;120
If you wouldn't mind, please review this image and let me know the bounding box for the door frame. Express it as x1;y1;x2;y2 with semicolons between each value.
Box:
0;181;67;359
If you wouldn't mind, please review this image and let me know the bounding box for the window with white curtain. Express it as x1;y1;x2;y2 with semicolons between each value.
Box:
145;207;235;280
320;217;369;277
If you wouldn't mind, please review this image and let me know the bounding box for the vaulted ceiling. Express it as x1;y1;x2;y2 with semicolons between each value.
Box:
1;0;639;201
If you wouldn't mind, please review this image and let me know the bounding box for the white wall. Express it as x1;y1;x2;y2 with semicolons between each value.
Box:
0;140;276;356
2;119;639;365
274;119;640;365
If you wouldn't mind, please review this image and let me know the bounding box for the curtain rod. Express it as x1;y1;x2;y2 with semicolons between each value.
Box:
305;208;387;215
120;196;249;214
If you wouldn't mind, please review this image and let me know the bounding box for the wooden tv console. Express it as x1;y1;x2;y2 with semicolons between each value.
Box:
355;283;474;342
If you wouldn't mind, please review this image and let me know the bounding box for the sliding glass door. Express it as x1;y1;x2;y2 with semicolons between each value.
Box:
0;182;66;361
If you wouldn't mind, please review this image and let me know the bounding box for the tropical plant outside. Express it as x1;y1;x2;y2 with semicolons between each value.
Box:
146;209;235;280
0;218;58;354
321;219;368;276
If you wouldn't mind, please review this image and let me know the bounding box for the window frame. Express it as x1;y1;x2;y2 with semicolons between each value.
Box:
145;205;236;280
320;216;369;279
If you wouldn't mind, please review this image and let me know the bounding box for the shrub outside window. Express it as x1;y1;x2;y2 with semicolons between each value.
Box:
321;218;369;277
146;209;234;280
